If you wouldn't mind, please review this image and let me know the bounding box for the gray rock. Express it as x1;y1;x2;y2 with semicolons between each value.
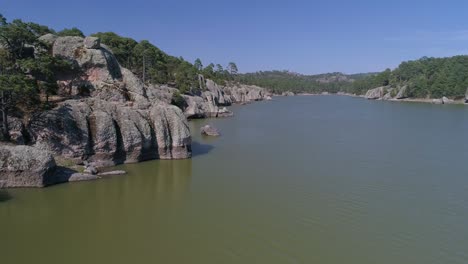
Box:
395;86;408;99
432;98;443;104
98;170;127;176
38;33;58;45
150;104;192;159
365;87;387;100
7;117;26;144
465;88;468;103
224;84;270;102
281;91;295;96
0;145;57;188
201;125;220;136
84;37;100;49
442;96;454;104
68;173;100;182
83;165;98;175
218;107;234;118
382;93;392;100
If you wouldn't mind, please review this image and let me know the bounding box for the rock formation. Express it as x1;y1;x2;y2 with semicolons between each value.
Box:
0;145;57;187
144;77;270;120
8;35;192;168
365;86;387;100
200;125;220;136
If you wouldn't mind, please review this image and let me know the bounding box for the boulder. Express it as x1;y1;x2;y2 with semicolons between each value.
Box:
382;92;393;100
84;36;100;49
98;170;127;176
432;98;443;104
83;165;98;175
365;87;386;100
218;107;234;118
201;125;220;136
442;96;454;104
395;86;408;99
38;33;58;45
68;173;100;182
465;88;468;103
281;91;295;96
0;145;57;188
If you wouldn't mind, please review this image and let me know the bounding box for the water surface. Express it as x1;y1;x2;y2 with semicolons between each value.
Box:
2;96;468;263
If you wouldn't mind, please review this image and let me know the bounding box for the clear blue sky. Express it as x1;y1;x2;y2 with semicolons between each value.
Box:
3;0;468;74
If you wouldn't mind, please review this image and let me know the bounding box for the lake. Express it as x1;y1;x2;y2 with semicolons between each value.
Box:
2;95;468;263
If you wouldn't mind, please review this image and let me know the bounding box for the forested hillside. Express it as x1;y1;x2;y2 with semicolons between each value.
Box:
241;56;468;99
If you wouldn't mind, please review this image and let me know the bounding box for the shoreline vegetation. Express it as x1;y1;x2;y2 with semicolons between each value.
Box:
1;14;468;188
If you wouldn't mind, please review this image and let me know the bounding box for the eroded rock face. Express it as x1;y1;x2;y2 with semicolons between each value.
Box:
0;145;57;188
150;104;192;159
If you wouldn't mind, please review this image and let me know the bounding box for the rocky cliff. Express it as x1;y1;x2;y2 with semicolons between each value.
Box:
364;85;462;104
9;35;192;168
148;77;272;119
1;34;273;188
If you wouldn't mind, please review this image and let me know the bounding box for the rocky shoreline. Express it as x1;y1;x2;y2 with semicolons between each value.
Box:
0;35;272;188
298;87;468;105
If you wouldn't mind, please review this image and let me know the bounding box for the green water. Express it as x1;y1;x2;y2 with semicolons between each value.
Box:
2;96;468;263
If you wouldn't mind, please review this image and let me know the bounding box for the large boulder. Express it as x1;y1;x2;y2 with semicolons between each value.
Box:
150;104;192;159
200;125;220;136
365;87;387;100
182;94;219;118
224;84;270;103
442;96;454;104
38;33;58;45
0;145;57;188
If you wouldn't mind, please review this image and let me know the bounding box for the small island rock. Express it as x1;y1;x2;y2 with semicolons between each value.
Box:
200;125;221;136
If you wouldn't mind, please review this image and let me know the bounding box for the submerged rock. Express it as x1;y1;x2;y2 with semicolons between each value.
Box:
98;170;127;176
0;145;57;188
68;173;100;182
200;125;220;136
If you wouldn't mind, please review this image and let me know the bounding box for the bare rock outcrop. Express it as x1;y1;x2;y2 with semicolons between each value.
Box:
0;145;57;188
365;86;387;100
22;35;192;167
200;125;220;136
